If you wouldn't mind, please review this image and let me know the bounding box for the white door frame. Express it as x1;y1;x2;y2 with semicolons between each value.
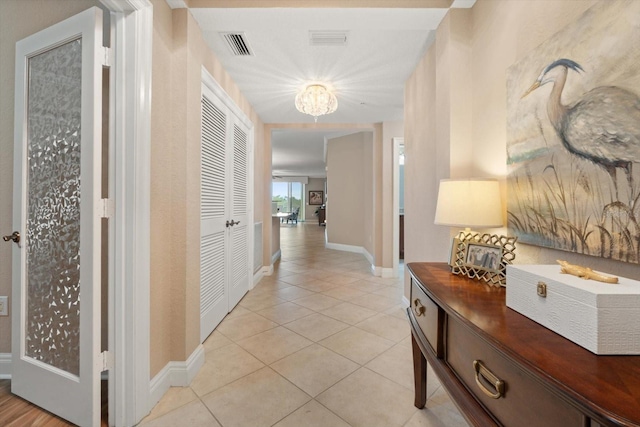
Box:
392;137;404;274
99;1;152;426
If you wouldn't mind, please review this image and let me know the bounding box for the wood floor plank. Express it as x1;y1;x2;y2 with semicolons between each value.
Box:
0;379;108;426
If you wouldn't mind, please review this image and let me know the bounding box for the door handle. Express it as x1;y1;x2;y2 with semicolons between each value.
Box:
226;220;231;228
3;231;21;247
230;220;240;226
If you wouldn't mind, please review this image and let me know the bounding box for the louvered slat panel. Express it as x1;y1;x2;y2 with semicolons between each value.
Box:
200;232;225;314
232;225;248;286
233;124;248;216
201;96;226;220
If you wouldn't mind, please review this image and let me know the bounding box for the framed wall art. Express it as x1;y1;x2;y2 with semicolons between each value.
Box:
309;190;323;205
506;0;640;263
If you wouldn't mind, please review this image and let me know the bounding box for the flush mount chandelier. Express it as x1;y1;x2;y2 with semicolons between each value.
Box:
294;84;338;122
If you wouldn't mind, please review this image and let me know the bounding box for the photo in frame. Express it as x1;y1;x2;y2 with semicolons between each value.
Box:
309;190;323;205
449;232;517;287
464;242;502;274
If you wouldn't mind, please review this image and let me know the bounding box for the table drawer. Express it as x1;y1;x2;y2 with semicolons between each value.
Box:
446;316;585;427
410;278;444;358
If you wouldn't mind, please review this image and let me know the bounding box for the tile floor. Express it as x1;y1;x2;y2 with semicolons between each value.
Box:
140;223;468;427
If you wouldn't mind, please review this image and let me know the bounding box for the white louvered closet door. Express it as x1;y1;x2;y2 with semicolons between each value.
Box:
228;121;250;309
200;82;252;343
200;88;229;343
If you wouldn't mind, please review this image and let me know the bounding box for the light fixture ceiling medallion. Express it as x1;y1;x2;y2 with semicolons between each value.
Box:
295;84;338;122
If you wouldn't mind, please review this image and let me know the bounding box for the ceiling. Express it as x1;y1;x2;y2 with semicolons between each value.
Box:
169;1;475;177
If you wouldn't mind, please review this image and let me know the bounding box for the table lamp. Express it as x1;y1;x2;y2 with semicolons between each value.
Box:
434;178;503;235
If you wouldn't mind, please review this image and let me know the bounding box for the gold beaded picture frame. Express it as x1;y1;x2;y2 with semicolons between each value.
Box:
449;232;517;287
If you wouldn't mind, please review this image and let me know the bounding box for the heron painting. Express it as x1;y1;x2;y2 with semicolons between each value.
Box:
507;0;640;263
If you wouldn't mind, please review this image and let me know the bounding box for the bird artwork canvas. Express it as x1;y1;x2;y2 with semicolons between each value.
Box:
507;0;640;263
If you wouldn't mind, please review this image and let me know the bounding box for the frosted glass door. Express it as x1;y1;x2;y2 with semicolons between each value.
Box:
11;8;104;427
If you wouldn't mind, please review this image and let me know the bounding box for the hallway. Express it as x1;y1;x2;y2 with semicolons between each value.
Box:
141;223;467;427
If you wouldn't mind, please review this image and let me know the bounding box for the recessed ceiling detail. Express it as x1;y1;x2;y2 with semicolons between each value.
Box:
220;32;254;56
309;31;348;46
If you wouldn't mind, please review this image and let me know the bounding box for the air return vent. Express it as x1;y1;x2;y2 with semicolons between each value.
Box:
309;31;348;46
221;32;254;56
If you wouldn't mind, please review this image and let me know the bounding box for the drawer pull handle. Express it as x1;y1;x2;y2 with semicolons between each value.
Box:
413;298;426;317
473;360;504;399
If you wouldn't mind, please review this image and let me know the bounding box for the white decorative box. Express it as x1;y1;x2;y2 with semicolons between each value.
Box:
506;264;640;355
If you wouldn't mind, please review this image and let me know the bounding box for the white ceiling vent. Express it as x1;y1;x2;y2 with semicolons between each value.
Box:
309;31;348;46
221;32;254;56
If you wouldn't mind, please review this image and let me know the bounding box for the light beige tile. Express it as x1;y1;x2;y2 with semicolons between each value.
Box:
273;400;351;427
236;326;313;364
365;342;415;391
139;387;198;423
271;344;359;397
273;285;316;301
347;279;388;293
284;313;350;342
239;290;286;311
403;387;469;427
190;343;264;396
323;274;361;285
223;305;251;320
253;279;295;291
385;304;410;320
355;313;411;342
293;294;342;311
317;368;417;427
296;279;341;293
257;302;314;324
139;399;220;427
216;311;277;341
321;286;367;301
320;302;377;325
349;293;398;312
372;285;406;301
279;273;314;285
202;330;232;353
202;367;310;427
319;326;394;365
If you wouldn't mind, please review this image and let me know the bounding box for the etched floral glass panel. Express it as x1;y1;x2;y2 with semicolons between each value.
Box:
25;38;82;376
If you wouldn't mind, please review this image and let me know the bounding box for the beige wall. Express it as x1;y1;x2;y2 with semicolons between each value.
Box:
149;1;266;377
404;0;640;299
0;0;105;354
271;217;281;260
326;132;374;250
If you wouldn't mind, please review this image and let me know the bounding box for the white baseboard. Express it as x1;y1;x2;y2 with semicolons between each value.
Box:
0;353;11;379
149;344;205;408
325;242;364;254
263;264;274;276
271;249;281;265
402;295;410;307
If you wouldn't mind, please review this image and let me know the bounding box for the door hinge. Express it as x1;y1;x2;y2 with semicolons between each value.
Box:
102;46;112;67
101;351;114;372
100;199;114;218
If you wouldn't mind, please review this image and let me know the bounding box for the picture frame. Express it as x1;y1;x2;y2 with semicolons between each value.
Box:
464;242;502;274
450;232;517;287
309;190;323;205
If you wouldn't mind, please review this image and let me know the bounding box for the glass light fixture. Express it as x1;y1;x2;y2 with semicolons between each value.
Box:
295;84;338;122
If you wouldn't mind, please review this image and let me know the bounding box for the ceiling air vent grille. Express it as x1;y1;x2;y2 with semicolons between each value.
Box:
221;32;254;56
309;31;348;46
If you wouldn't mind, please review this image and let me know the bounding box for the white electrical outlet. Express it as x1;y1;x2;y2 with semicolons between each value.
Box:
0;296;8;316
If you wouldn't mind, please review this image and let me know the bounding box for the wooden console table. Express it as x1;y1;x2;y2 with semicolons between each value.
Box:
407;262;640;427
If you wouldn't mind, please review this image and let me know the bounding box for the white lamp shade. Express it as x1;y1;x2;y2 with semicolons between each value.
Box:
434;179;503;228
